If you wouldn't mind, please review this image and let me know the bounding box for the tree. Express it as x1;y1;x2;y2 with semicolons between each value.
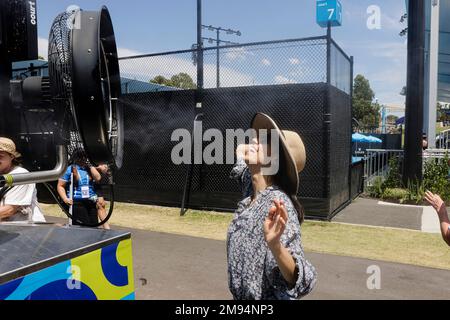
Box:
151;75;170;86
170;73;196;89
150;73;196;89
437;103;450;123
352;74;380;131
387;115;399;124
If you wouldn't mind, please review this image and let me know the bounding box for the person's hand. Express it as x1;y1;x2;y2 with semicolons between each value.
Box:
236;145;249;159
424;191;447;216
96;164;109;174
64;198;73;206
264;199;288;251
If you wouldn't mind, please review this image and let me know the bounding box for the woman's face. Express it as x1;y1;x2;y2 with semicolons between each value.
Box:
243;137;272;168
0;151;14;175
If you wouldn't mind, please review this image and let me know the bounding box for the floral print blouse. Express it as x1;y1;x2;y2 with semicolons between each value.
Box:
227;158;317;300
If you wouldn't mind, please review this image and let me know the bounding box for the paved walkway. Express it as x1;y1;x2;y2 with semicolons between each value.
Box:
121;226;450;300
44;197;450;301
333;198;441;233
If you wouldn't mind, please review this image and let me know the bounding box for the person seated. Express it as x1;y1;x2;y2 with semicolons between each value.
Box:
57;149;102;227
0;137;46;224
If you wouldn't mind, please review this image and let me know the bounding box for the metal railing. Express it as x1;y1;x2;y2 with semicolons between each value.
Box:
423;148;450;160
436;129;450;149
364;148;450;187
364;149;404;187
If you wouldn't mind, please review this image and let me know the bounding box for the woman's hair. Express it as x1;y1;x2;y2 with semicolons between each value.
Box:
271;147;305;225
71;148;89;168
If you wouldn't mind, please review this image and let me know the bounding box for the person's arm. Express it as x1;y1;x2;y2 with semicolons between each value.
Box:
425;191;450;246
230;145;253;198
263;198;317;298
230;145;248;180
57;179;73;205
0;205;20;220
89;166;102;183
264;199;297;287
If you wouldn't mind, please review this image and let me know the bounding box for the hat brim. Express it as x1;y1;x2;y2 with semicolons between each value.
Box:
251;113;299;195
0;150;21;159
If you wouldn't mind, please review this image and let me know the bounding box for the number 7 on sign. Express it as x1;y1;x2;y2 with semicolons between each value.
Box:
328;8;335;20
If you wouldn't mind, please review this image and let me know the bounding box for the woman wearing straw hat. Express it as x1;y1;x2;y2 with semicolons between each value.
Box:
0;137;46;223
227;113;317;300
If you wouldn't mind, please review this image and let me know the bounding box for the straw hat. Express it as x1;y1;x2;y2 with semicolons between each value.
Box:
0;138;22;159
251;113;306;196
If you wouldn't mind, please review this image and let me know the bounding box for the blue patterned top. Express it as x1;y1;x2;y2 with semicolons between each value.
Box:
227;158;317;300
60;165;96;200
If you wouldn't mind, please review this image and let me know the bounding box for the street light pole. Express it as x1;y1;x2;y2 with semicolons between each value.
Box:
217;29;220;88
202;25;241;88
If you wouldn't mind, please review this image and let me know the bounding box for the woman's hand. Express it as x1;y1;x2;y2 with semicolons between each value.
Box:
64;198;73;206
424;191;447;217
264;199;288;250
236;144;249;159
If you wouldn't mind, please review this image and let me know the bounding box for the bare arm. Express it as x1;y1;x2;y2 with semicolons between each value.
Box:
0;205;20;220
57;180;73;205
424;191;450;246
89;166;102;183
264;199;298;287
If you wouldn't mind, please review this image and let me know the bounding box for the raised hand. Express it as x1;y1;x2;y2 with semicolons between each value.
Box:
424;191;447;216
264;199;288;250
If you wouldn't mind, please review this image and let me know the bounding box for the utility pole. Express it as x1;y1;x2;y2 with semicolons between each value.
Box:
403;0;425;184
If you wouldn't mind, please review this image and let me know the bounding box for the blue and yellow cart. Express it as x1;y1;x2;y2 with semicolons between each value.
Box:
0;225;134;300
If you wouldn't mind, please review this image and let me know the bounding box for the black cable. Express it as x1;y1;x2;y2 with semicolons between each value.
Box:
42;182;115;228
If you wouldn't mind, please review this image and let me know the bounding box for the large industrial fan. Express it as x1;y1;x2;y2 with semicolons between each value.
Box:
0;2;123;227
48;6;123;168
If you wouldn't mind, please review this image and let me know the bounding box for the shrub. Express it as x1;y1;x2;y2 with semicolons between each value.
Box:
423;154;450;201
405;179;426;204
367;176;384;198
383;156;403;189
381;188;409;203
367;153;450;204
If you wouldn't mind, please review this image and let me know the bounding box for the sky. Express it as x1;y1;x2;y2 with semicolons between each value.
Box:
35;0;408;115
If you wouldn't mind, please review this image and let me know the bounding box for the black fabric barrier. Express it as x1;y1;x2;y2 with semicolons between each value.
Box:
350;161;364;200
113;83;352;219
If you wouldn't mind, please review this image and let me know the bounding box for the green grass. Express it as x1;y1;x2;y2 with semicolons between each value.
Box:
41;202;450;271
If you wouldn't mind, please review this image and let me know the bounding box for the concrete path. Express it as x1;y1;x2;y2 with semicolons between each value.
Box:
122;226;450;300
44;209;450;300
333;198;442;234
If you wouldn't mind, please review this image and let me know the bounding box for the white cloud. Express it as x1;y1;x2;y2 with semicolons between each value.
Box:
225;47;254;61
262;58;271;66
120;49;255;88
34;41;257;88
274;75;296;85
289;58;300;65
382;13;403;31
38;37;48;60
118;47;144;58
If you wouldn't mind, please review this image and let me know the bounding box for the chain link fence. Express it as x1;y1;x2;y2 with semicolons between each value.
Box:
115;36;353;219
13;36;354;219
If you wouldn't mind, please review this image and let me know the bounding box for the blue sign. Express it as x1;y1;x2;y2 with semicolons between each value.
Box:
316;0;343;28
